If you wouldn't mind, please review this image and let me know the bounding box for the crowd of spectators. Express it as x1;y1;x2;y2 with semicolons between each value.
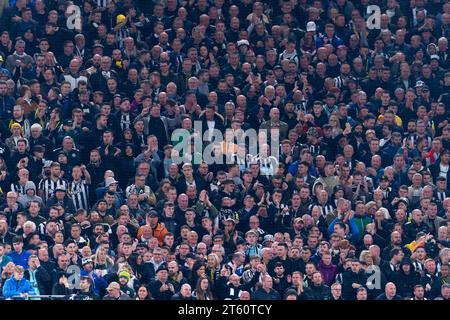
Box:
0;0;449;301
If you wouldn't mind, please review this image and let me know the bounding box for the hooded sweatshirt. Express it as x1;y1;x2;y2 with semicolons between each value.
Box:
17;181;43;208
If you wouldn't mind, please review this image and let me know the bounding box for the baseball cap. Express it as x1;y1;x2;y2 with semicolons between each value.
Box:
156;265;168;273
63;119;73;126
263;234;274;243
55;186;66;192
294;217;304;224
306;21;316;32
245;230;258;237
237;39;250;47
106;282;120;291
0;69;11;78
147;210;158;217
397;197;409;206
82;258;93;266
225;217;236;224
105;177;118;187
430;55;440;61
415;80;425;88
92;43;104;49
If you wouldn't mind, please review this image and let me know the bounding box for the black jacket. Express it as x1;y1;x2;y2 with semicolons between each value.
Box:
429;161;450;182
171;294;197;300
24;266;52;295
252;288;281;300
149;280;176;300
71;288;100;300
342;270;367;300
0;231;16;245
137;262;157;285
375;293;402;300
420;272;440;299
391;270;420;298
303;283;331;300
176;176;206;194
404;221;430;243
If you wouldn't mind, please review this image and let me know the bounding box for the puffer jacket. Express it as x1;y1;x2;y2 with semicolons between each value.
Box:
2;276;34;299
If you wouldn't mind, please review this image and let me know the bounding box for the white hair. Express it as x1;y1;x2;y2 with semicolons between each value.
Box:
438;37;448;44
30;123;42;131
23;221;36;232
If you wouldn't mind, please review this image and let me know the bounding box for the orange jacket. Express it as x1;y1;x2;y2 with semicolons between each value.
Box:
137;223;169;246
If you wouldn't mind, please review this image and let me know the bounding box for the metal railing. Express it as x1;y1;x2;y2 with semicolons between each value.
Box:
2;295;67;300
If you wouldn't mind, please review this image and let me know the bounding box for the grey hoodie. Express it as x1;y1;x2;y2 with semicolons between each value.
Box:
17;181;43;207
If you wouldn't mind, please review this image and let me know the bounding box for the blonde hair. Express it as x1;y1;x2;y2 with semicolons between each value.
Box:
359;250;371;263
14;265;24;274
207;253;220;268
91;246;114;267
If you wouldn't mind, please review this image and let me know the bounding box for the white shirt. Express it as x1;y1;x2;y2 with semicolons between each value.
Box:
439;163;449;178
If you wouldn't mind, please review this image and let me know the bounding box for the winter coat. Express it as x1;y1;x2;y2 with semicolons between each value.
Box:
2;276;34;299
24;266;52;295
342;270;367;300
391;270;420;298
303;283;331;300
149;280;176;300
252;287;281;300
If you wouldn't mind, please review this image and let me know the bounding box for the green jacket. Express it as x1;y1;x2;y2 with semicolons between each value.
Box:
195;201;219;220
